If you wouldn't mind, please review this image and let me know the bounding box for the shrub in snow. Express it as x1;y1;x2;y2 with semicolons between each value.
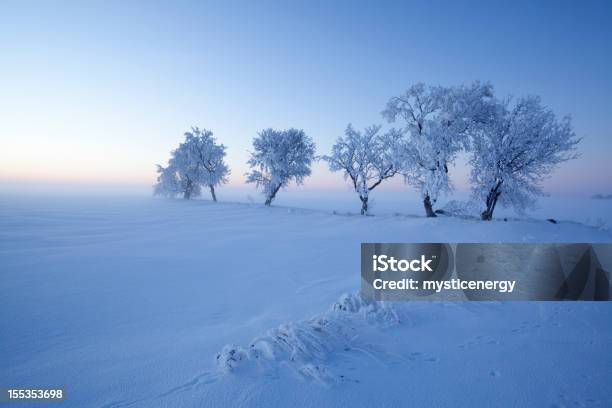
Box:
154;127;230;201
470;96;579;220
215;293;399;383
382;82;494;217
215;345;249;373
245;128;316;206
323;124;401;215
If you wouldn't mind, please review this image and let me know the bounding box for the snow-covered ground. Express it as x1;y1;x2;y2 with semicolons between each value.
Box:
1;189;611;407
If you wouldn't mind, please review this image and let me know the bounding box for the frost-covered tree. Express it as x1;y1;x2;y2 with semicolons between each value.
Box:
383;82;493;217
154;127;230;201
323;124;400;215
154;147;203;200
154;164;182;198
246;128;316;205
470;96;579;220
181;127;230;201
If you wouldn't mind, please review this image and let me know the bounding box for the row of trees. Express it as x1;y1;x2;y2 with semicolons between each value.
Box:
154;82;580;220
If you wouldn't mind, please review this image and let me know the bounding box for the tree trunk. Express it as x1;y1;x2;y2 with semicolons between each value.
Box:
209;185;217;202
481;182;502;221
423;194;436;217
183;180;193;200
265;184;281;206
360;195;368;215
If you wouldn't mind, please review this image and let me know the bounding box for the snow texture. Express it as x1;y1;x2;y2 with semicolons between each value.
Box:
1;190;611;407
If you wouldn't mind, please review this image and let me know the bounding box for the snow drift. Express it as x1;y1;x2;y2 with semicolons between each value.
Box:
216;293;399;384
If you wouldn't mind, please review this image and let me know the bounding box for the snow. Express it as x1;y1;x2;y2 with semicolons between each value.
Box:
1;189;611;407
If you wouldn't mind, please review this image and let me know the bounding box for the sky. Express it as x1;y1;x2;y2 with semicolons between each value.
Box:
1;0;611;195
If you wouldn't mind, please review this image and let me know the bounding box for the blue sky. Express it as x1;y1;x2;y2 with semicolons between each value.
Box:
1;0;611;195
